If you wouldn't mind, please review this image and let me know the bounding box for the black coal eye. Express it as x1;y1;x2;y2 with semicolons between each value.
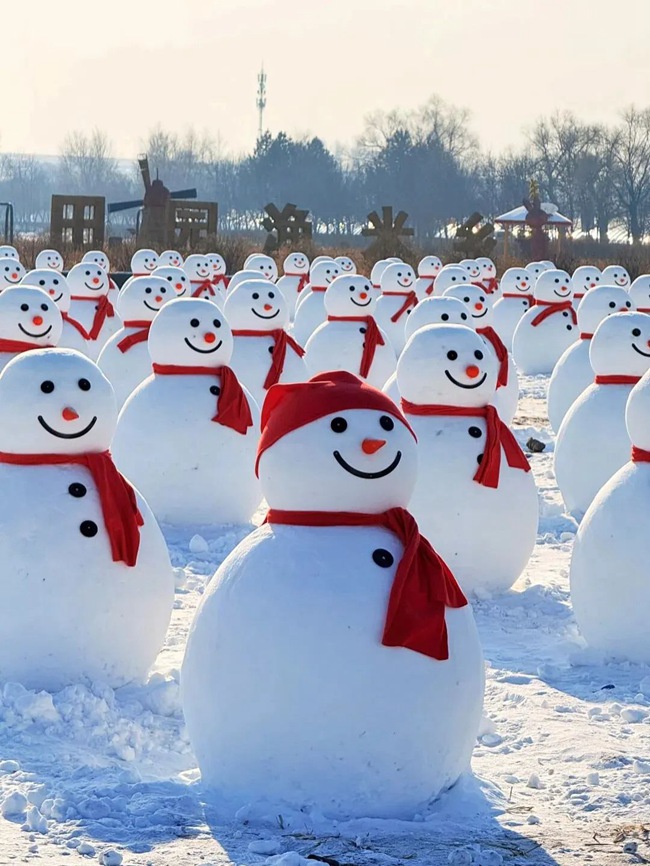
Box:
555;278;559;283
167;276;173;281
447;350;458;361
349;286;355;291
474;350;483;360
461;313;468;320
463;297;470;303
397;272;402;277
20;303;28;311
41;304;48;311
595;276;600;281
269;292;275;299
372;548;394;568
330;417;347;433
252;292;259;300
480;297;485;302
451;276;457;281
190;318;200;328
609;301;616;308
40;380;54;393
210;385;220;396
85;270;90;276
78;378;91;391
633;328;642;337
441;313;449;321
379;415;394;432
626;301;632;307
161;287;167;293
38;280;45;286
213;319;221;328
53;279;59;285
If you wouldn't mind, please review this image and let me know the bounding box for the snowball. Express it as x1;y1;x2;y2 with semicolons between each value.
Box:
1;792;27;816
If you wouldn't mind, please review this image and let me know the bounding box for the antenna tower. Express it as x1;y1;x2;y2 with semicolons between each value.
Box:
257;66;267;139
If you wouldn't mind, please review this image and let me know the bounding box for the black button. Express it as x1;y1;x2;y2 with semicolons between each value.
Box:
562;312;569;317
80;520;98;537
468;426;482;438
210;385;220;396
477;453;484;464
268;346;274;354
566;325;572;331
372;548;394;568
360;327;367;334
68;483;87;498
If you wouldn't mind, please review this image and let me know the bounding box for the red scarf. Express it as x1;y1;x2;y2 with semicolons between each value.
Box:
69;295;115;341
310;285;327;293
473;278;499;294
384;290;418;322
211;274;229;291
191;279;217;297
476;326;509;388
502;293;531;305
637;307;650;313
0;338;53;353
118;320;151;354
62;312;91;340
530;299;577;327
265;507;467;661
632;446;650;462
152;364;253;433
327;315;385;378
286;273;309;293
594;375;641;385
580;332;593;340
0;450;143;566
422;278;436;296
232;329;305;389
401;401;530;488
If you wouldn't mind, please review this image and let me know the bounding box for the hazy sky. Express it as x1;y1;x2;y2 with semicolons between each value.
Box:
8;0;650;159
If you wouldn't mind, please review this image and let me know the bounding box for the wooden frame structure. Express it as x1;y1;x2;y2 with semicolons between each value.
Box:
50;195;106;247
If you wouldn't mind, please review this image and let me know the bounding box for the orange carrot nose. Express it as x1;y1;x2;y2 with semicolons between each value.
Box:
521;281;528;287
359;292;368;300
10;273;17;280
92;277;100;285
49;289;55;295
466;365;480;379
362;438;386;454
62;407;79;421
175;283;183;290
204;332;216;344
264;304;273;311
155;296;163;303
590;282;596;287
620;306;629;311
474;303;483;311
33;316;43;326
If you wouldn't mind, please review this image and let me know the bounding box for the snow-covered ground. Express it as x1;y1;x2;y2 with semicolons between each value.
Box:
0;374;648;866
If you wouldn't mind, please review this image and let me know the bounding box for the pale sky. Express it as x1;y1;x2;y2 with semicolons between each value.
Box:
8;0;650;159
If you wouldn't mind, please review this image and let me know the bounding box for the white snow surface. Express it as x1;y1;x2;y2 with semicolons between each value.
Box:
0;374;649;864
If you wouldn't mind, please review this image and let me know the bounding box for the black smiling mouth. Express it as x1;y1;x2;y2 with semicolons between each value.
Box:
252;308;279;319
84;282;103;291
143;301;161;311
444;369;488;389
553;288;569;297
19;323;52;339
51;293;64;303
472;308;488;318
38;415;98;439
397;279;413;287
351;297;371;307
184;337;222;354
632;342;650;357
333;449;402;479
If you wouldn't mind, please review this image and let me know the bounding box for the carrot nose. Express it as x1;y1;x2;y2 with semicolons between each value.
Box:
33;316;43;326
474;303;483;311
521;281;528;287
48;289;55;295
359;292;368;300
92;277;100;285
264;304;273;311
362;438;386;454
175;283;183;290
466;365;480;379
155;296;163;303
10;273;17;280
204;332;216;344
620;306;629;311
62;407;79;422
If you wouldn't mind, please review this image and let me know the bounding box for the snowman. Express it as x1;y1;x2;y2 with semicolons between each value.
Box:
524;261;551;284
459;259;481;281
432;265;470;294
293;259;342;345
629;274;650;312
443;283;518;425
554;312;650;519
512;269;576;375
225;278;307;405
571;265;601;306
0;286;62;372
375;262;418;354
82;249;118;305
0;245;19;259
228;269;270;296
131;248;159;275
335;255;357;274
474;257;499;296
398;324;536;595
370;258;394;289
66;263;121;360
276;251;310;315
570;370;650;662
181;370;484;819
21;269;87;354
113;298;261;527
547;287;634;432
492;268;533;350
160;249;184;268
601;265;631;289
0;258;26;290
97;276;174;408
415;255;443;299
0;348;174;690
207;253;229;294
244;253;278;282
184;254;221;304
152;265;190;297
35;249;64;272
305;274;396;388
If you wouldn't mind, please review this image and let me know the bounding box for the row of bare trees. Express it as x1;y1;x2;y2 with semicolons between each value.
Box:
2;98;650;242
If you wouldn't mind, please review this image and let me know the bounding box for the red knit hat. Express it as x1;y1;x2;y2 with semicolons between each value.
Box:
256;371;416;475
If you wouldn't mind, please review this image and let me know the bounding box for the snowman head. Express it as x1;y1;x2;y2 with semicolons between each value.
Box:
245;254;278;283
590;312;650;378
459;259;481;280
405;296;472;341
224;279;288;331
283;252;309;275
152;265;189;298
207;253;226;275
131;249;158;274
35;249;64;272
116;276;173;323
82;250;110;272
533;269;573;303
67;263;109;299
228;269;269;295
335;255;356;274
0;286;63;347
398;324;498;408
310;255;335;271
0;348;116;454
577;286;633;336
433;265;469;294
22;269;71;312
601;265;630;289
476;257;496;280
0;258;26;290
0;245;19;260
369;259;392;287
310;259;340;289
572;265;601;295
630;275;650;310
148;298;233;368
443;283;494;326
525;261;552;283
256;371;418;512
183;254;212;282
499;267;531;295
324;274;377;318
417;255;442;279
380;262;416;293
625;371;650;452
159;250;184;268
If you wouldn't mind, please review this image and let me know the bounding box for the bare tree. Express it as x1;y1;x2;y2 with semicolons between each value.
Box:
610;106;650;242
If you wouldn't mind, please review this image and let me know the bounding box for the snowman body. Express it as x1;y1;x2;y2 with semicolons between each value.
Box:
547;339;591;432
97;329;153;409
67;297;121;361
492;295;531;350
375;263;418;354
230;335;307;405
306;320;395;388
512;269;576;375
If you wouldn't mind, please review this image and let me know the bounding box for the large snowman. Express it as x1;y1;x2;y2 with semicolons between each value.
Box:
0;348;174;690
293;260;341;345
491;268;533;350
415;255;443;299
375;262;418;354
113;298;261;527
512;269;577;374
182;371;484;819
66;263;122;360
276;251;310;316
